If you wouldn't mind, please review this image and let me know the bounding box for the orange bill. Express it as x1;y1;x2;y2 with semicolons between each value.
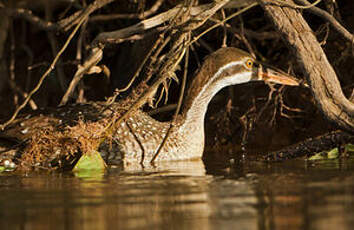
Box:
255;64;300;86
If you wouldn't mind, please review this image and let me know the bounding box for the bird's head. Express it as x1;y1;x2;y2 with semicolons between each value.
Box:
207;47;300;88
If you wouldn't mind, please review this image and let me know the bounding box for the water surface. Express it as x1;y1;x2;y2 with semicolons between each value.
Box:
1;158;354;230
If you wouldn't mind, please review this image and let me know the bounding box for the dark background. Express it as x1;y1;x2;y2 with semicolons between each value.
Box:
0;0;353;157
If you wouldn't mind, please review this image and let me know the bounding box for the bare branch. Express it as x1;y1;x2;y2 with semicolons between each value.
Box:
295;0;354;44
90;0;163;21
260;0;354;133
0;15;87;130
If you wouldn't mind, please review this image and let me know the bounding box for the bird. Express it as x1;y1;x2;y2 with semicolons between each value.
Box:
0;47;299;169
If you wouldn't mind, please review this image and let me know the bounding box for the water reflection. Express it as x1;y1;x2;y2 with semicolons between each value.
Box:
0;158;354;230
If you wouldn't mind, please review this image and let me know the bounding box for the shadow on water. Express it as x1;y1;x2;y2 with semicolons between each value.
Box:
1;156;354;230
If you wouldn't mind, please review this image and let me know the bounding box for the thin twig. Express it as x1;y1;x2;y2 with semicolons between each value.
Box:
95;0;230;151
151;43;190;163
117;36;163;93
93;1;229;46
9;20;18;107
188;2;259;46
126;122;146;164
90;0;163;21
7;79;38;110
263;0;322;9
3;7;57;31
58;0;115;31
220;9;227;47
295;0;354;44
3;0;115;32
46;7;68;92
76;15;88;103
0;16;86;130
102;35;164;109
98;43;187;147
59;46;103;106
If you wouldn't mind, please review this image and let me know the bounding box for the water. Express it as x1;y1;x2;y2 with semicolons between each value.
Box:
1;158;354;230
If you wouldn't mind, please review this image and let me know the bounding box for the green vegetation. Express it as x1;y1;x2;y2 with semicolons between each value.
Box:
309;144;354;161
73;150;106;177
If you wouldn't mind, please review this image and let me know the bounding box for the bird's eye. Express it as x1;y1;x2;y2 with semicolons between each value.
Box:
245;59;253;69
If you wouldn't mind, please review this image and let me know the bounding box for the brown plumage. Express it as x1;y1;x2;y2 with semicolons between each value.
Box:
0;47;299;169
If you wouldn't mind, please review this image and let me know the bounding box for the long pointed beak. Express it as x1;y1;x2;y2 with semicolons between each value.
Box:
254;64;300;86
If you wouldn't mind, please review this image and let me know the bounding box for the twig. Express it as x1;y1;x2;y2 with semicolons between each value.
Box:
126;122;146;164
95;0;242;155
59;46;103;106
117;36;163;94
295;0;354;44
145;36;172;79
209;16;280;40
147;104;177;116
3;0;115;32
236;14;256;57
9;20;18;107
188;2;259;46
102;35;164;110
98;42;187;147
260;0;354;133
3;7;57;31
58;0;115;31
46;7;68;92
76;15;88;104
0;15;86;130
151;43;190;163
65;1;232;104
90;0;163;21
239;97;257;149
220;9;227;47
264;0;322;9
7;78;38;110
93;2;229;46
255;84;277;123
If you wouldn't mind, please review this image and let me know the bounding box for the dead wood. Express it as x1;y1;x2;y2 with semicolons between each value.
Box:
295;0;354;43
61;1;232;107
92;2;229;46
0;16;86;130
260;0;354;134
2;0;115;32
265;130;354;161
90;0;164;21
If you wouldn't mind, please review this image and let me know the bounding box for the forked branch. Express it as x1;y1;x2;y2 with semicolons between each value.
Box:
260;0;354;134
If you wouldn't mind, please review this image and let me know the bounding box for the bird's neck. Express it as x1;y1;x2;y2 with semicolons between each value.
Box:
180;60;222;131
179;59;251;131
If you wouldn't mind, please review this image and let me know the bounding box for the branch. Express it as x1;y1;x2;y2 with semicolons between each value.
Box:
58;0;115;31
2;0;115;32
90;0;163;21
260;0;354;133
0;14;87;130
265;130;354;161
295;0;354;43
91;1;259;46
3;7;57;31
62;1;233;105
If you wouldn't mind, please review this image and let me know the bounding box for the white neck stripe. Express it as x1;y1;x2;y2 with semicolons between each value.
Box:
211;60;244;82
183;60;252;127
